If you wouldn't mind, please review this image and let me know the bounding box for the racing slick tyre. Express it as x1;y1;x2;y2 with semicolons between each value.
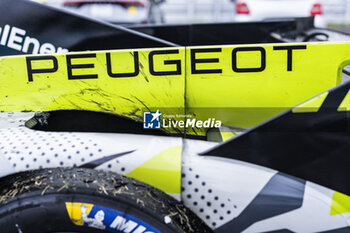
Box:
0;168;212;233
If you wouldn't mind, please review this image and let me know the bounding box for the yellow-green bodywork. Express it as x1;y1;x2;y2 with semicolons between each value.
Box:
0;42;349;135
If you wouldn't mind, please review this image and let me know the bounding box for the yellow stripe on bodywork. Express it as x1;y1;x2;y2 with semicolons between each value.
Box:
0;42;349;136
186;42;348;135
338;90;350;111
292;92;329;113
221;132;236;141
330;192;350;216
0;48;186;134
126;146;182;194
65;202;93;226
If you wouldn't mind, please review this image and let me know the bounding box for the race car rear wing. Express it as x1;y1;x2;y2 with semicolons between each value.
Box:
130;17;315;46
203;80;350;195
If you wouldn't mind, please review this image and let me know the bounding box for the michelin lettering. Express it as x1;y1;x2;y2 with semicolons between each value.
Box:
66;202;160;233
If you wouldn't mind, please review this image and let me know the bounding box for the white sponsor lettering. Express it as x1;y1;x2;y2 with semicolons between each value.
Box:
8;27;25;51
109;215;155;233
0;25;10;45
163;118;222;128
110;216;138;232
0;24;68;54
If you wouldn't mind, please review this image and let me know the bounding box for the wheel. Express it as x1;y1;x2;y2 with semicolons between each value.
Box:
0;168;212;233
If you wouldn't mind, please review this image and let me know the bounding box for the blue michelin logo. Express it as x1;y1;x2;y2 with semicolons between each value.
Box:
67;202;161;233
143;110;161;129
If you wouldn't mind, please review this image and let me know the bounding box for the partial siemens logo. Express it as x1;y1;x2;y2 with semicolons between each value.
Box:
143;110;161;129
0;24;68;54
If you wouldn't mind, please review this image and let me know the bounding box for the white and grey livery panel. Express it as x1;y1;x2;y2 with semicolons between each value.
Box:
0;123;347;232
0;127;181;178
182;140;350;232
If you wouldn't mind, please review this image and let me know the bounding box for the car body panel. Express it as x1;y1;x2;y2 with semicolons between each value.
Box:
0;123;348;232
0;1;348;232
0;42;347;135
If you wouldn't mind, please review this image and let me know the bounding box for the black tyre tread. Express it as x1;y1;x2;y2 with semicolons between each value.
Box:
0;168;212;233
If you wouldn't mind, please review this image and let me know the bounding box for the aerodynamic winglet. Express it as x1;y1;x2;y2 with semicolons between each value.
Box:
202;81;350;195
